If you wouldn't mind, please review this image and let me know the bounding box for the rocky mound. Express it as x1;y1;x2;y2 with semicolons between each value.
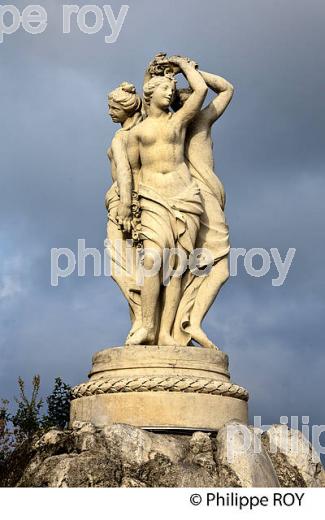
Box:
1;422;324;488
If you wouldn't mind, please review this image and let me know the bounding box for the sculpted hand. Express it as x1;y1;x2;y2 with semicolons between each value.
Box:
117;202;132;234
187;58;198;69
168;56;198;70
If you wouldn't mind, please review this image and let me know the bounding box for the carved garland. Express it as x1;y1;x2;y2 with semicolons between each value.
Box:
72;375;248;401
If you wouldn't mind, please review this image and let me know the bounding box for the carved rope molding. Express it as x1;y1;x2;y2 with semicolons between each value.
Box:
72;376;249;401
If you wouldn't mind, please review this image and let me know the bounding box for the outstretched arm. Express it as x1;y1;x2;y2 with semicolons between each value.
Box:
170;57;208;127
199;70;234;125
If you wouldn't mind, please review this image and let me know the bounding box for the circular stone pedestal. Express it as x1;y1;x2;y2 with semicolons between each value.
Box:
70;346;248;432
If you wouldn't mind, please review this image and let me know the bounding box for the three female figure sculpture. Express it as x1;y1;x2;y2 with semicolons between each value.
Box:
106;54;234;349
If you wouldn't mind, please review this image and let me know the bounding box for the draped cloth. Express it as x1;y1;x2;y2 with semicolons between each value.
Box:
138;180;203;254
105;181;141;313
173;154;230;346
186;153;230;261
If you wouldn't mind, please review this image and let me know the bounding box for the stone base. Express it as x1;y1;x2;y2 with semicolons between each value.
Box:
70;345;248;432
70;392;247;431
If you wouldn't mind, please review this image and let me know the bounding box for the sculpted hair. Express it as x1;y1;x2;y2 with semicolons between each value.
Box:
143;76;176;106
108;82;142;115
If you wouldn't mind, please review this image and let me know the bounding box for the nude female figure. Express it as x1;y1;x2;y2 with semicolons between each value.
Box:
105;82;143;340
172;69;234;349
123;56;208;346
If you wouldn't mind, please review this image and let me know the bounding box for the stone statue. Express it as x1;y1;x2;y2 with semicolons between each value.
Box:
125;56;208;346
105;82;143;340
106;54;233;349
71;54;249;432
173;68;234;349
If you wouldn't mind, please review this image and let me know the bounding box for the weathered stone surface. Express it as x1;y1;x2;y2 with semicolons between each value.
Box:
263;424;325;487
217;422;280;487
100;423;188;466
71;346;248;431
1;423;324;488
105;55;233;350
1;423;237;487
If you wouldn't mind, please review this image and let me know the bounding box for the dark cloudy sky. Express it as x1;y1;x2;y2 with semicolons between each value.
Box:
0;0;324;440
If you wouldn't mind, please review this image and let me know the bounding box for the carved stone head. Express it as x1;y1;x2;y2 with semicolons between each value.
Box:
108;82;142;124
143;76;177;110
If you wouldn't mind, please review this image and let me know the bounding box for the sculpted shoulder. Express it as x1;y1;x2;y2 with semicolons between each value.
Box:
129;119;147;138
111;128;128;147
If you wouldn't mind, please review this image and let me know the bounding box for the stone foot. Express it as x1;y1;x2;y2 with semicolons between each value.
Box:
126;327;155;345
187;326;219;350
158;333;179;347
125;321;142;343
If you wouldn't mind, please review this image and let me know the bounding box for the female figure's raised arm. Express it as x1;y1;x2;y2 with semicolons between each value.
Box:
170;57;208;127
199;70;234;125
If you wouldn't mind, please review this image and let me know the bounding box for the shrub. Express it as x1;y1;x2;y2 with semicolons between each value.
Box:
42;377;71;429
11;375;43;443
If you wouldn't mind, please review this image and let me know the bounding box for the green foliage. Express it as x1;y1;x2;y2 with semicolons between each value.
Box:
11;375;43;442
42;377;71;429
0;375;71;468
